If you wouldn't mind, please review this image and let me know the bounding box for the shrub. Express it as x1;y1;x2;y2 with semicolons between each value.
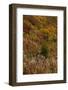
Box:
40;42;49;58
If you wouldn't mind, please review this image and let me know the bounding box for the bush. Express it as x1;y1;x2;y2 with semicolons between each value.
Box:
40;42;49;58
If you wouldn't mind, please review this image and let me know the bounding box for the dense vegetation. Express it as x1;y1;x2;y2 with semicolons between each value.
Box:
23;15;57;74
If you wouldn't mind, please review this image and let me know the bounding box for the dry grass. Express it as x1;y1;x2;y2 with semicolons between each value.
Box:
23;55;57;74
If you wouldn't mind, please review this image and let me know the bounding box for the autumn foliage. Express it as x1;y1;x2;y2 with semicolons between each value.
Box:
23;15;57;74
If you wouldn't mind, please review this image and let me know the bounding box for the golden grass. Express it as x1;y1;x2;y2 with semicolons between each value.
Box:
23;56;57;74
